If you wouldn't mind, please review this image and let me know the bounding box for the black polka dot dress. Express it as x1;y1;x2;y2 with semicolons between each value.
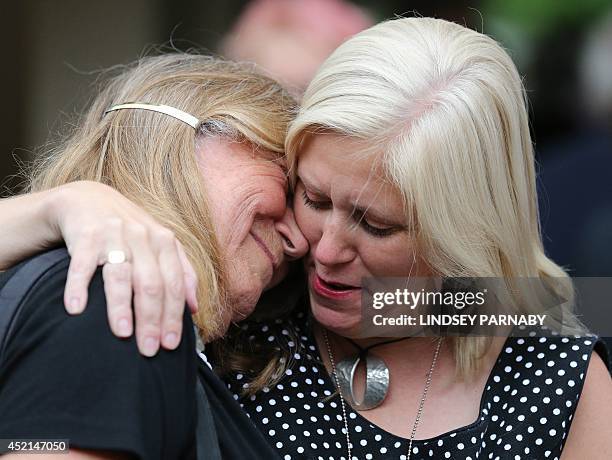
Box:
223;308;609;460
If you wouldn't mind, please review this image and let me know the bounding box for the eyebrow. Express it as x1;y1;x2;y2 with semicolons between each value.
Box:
297;173;327;197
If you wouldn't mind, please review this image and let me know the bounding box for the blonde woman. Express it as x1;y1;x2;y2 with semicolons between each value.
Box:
0;53;308;459
230;17;611;459
2;18;612;460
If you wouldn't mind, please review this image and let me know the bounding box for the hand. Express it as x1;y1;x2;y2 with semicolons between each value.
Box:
47;181;199;356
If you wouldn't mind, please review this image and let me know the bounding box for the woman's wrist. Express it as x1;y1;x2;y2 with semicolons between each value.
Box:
39;185;66;249
0;187;65;270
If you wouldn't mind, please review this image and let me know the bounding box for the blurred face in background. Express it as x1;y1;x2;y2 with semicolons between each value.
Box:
222;0;373;92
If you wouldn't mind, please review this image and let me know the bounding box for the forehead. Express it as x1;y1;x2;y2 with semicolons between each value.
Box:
297;133;388;186
297;133;405;210
198;136;286;169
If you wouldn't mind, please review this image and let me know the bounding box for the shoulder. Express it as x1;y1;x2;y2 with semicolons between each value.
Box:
4;248;196;363
0;249;197;459
2;247;196;385
499;333;609;401
485;332;609;456
560;349;612;458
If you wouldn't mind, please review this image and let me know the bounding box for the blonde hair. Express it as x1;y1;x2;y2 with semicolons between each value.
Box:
287;17;585;376
28;53;296;342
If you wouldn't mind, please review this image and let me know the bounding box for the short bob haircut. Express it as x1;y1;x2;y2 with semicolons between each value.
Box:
28;53;296;342
286;17;585;375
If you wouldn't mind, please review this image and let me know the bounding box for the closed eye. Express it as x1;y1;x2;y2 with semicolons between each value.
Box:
302;190;332;211
352;208;401;238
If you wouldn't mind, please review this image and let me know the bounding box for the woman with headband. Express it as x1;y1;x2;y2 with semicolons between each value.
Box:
0;53;307;459
2;17;612;460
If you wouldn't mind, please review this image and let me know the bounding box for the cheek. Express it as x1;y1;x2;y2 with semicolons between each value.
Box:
293;194;321;247
360;236;427;277
247;178;287;222
264;184;287;216
225;249;264;318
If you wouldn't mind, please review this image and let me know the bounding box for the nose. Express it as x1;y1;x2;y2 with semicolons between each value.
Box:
275;207;309;260
314;213;356;266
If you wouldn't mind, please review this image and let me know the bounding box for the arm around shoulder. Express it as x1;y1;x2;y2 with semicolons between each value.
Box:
561;352;612;459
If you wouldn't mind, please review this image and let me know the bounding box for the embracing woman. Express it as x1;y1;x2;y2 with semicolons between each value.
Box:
0;53;307;459
2;16;611;460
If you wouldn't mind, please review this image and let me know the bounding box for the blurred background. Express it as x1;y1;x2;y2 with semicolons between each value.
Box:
1;0;611;278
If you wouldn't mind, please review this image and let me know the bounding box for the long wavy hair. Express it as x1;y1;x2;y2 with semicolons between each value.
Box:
286;17;586;376
28;53;297;346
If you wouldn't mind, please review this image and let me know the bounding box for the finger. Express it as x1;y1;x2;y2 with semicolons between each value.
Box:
128;224;163;357
176;240;199;314
64;232;101;314
99;220;134;338
156;233;186;350
102;260;134;338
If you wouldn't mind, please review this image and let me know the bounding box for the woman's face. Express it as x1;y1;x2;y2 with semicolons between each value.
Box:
294;134;431;337
197;137;308;322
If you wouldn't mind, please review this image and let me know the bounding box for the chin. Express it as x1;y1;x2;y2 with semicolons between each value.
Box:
229;286;263;323
227;268;269;321
231;294;260;323
310;298;362;338
266;262;289;290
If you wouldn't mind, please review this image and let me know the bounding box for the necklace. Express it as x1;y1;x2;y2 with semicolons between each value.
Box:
323;329;443;460
335;337;410;410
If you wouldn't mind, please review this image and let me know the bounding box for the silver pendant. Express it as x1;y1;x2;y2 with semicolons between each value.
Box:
335;353;390;410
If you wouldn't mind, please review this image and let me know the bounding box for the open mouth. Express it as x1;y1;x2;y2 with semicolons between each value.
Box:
320;277;357;291
312;273;360;299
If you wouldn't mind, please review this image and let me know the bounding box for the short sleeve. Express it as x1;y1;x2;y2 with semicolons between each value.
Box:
0;256;196;459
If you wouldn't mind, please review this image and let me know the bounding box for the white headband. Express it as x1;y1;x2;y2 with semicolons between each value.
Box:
104;103;199;129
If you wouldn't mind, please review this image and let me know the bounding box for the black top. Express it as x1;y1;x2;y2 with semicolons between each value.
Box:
0;251;282;460
0;254;197;459
223;304;610;460
197;353;281;459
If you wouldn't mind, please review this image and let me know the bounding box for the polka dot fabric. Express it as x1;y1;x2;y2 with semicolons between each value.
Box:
223;309;608;459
